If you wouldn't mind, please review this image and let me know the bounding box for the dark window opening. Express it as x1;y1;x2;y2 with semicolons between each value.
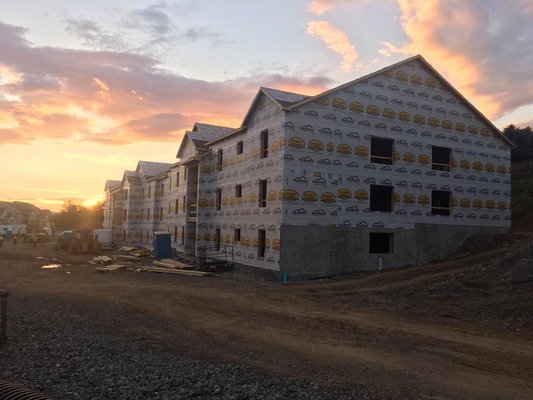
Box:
148;186;151;198
258;229;266;258
237;140;244;154
182;196;186;212
370;185;393;212
217;149;223;171
215;228;221;252
235;184;242;198
174;226;177;243
432;146;451;171
175;199;179;214
216;188;222;211
431;190;451;215
160;207;163;221
184;167;187;181
147;208;150;220
161;183;164;196
369;232;393;254
123;230;126;241
258;180;267;207
176;171;180;186
370;136;394;164
260;130;268;158
234;228;241;243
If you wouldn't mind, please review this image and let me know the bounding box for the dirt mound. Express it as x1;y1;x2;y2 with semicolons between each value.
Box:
451;231;525;257
386;238;533;327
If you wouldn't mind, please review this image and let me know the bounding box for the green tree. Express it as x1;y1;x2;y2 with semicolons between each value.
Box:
52;200;103;231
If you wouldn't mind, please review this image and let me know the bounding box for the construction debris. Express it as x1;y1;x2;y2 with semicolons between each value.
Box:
139;266;215;277
91;255;113;265
117;246;135;252
153;259;194;270
96;264;130;273
114;254;140;262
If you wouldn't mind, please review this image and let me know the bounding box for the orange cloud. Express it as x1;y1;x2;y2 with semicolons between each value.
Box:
382;0;533;119
307;0;362;15
307;1;335;15
306;20;358;72
0;21;331;146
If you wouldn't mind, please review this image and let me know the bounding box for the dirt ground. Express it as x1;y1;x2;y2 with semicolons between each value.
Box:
1;238;533;400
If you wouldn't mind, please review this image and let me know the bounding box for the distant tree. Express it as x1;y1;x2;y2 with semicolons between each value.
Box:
52;200;103;231
503;124;533;162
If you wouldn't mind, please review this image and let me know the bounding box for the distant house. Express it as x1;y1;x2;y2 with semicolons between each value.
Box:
0;201;52;235
103;55;513;280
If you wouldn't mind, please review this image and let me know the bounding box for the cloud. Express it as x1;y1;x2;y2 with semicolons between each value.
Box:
381;0;533;119
307;0;359;15
122;3;172;36
306;20;359;72
65;18;126;51
0;21;331;146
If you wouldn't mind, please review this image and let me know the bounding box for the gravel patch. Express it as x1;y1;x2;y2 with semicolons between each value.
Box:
0;295;393;400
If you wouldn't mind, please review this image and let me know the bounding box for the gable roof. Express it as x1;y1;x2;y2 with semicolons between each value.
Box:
176;123;236;159
137;161;173;180
240;87;309;128
287;54;514;147
121;170;140;186
104;179;121;191
262;87;311;107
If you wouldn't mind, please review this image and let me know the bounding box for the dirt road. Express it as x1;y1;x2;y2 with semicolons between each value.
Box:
1;239;532;399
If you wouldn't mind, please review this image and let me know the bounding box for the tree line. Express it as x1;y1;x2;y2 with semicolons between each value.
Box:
52;200;104;231
503;124;533;163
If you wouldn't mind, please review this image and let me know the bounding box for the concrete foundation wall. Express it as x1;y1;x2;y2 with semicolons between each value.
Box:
279;223;508;281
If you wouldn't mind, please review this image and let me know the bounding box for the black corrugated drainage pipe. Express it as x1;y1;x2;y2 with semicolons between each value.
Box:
0;380;53;400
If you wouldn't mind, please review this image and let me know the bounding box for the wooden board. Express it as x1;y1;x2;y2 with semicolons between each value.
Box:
141;266;215;277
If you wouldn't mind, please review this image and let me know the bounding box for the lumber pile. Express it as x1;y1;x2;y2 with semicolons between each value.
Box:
96;264;129;273
140;266;215;277
90;255;113;265
115;254;140;262
153;259;194;270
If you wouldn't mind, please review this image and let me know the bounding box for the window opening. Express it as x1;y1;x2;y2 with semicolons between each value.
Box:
370;137;394;164
260;130;268;158
258;229;266;258
215;228;221;252
432;146;451;171
369;232;393;254
216;188;222;211
217;149;223;171
431;190;451;215
370;185;393;212
258;180;267;207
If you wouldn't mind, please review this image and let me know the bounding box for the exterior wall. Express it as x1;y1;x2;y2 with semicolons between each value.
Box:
279;223;508;281
103;190;114;229
166;165;188;252
280;59;511;234
102;58;512;279
195;95;285;270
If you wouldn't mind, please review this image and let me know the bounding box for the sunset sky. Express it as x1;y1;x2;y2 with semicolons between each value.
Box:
1;0;532;211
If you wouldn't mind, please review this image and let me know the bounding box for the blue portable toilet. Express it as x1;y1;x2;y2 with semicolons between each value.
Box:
153;232;172;259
